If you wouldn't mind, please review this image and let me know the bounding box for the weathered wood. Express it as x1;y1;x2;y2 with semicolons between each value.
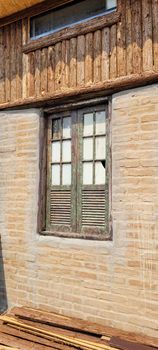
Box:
70;38;77;88
22;18;29;99
28;52;35;97
1;71;158;112
22;11;121;54
102;28;110;81
94;30;102;83
4;25;11;102
85;33;93;84
152;0;158;71
35;49;41;96
61;40;66;88
48;46;55;93
109;337;158;350
16;21;22;99
126;0;133;75
10;23;17;101
0;28;5;103
117;0;126;77
131;0;142;74
142;0;153;71
55;42;62;90
77;35;85;86
41;48;48;95
110;25;117;78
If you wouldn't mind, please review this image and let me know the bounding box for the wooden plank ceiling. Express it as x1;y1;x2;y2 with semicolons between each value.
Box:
0;0;46;18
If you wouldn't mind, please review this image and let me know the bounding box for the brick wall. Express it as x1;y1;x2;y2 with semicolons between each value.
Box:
0;84;158;338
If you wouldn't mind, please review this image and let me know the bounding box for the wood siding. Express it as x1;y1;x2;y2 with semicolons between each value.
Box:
0;0;157;107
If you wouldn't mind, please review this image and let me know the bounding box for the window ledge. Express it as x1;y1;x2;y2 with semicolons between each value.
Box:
23;9;121;54
39;230;112;241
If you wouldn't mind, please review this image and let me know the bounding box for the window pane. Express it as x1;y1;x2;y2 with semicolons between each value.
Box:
31;0;116;39
52;142;60;163
83;138;93;160
106;0;116;10
52;119;61;139
63;117;71;139
62;164;71;185
83;113;93;136
96;111;106;135
95;161;106;184
83;162;93;185
95;136;106;160
52;165;60;185
62;140;71;162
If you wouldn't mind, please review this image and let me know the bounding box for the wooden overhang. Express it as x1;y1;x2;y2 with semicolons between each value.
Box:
0;0;45;18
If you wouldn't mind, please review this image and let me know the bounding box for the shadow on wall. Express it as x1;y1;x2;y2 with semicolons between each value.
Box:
0;237;7;312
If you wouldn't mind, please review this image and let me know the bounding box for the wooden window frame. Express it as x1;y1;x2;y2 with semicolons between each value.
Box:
22;0;121;53
39;99;112;241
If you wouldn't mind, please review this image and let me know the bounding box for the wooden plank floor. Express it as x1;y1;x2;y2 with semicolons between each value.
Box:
0;307;157;350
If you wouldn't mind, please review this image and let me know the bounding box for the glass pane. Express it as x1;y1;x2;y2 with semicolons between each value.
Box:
62;164;71;185
62;140;71;162
96;111;106;135
83;113;93;136
83;138;93;160
31;0;116;39
52;165;60;185
52;119;61;139
63;117;71;139
95;161;106;184
106;0;117;10
52;142;60;163
83;162;93;185
95;136;106;160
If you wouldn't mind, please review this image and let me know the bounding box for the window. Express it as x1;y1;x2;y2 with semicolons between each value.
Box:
30;0;117;40
46;105;111;240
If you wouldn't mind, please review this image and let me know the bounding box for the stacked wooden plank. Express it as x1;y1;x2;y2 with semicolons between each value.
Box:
0;307;157;350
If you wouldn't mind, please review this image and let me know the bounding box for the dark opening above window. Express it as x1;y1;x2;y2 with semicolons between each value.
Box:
30;0;117;39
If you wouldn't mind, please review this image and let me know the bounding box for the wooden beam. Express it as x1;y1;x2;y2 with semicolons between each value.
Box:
0;71;158;111
0;0;75;28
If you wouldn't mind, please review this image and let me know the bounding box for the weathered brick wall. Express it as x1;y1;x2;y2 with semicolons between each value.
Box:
0;84;158;338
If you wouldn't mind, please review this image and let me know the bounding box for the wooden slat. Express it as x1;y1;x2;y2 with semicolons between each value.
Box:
117;1;126;77
110;25;117;79
50;190;71;226
65;40;70;88
16;21;22;99
109;337;158;350
85;33;93;84
35;50;41;97
10;23;17;101
0;324;68;350
152;0;158;71
0;28;5;103
10;307;158;348
102;28;110;81
94;30;102;83
82;190;105;227
22;18;29;99
4;25;11;102
126;0;133;75
48;46;55;93
61;40;66;88
55;42;62;90
41;48;48;95
70;38;77;88
28;52;35;97
77;35;85;86
142;0;153;71
131;0;142;74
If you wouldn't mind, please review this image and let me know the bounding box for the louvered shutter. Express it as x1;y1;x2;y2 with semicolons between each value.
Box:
47;113;77;234
77;106;109;239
